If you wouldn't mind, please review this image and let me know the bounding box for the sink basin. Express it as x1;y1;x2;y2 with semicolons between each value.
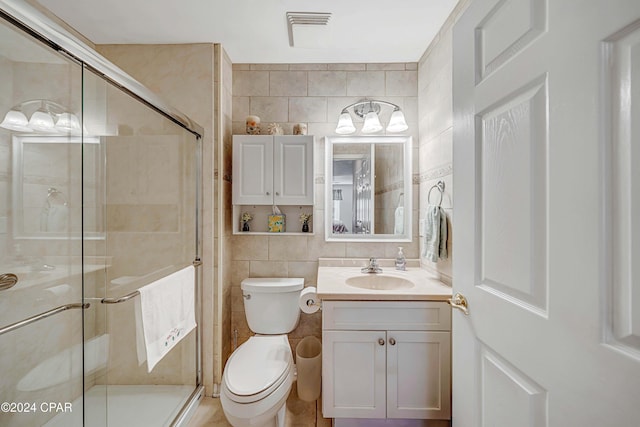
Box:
345;275;414;290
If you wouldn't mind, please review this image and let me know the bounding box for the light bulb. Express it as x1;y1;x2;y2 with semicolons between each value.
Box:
55;112;81;134
361;111;382;133
386;110;408;132
335;111;356;134
0;110;31;132
28;109;56;132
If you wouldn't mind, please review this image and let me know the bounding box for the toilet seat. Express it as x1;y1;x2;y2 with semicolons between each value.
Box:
223;335;292;404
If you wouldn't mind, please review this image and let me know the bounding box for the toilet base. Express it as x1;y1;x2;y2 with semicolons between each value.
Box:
275;403;285;427
221;395;288;427
220;365;293;427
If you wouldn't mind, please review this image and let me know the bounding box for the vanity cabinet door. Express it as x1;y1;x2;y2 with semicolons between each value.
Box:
232;136;273;205
386;331;451;419
322;330;386;419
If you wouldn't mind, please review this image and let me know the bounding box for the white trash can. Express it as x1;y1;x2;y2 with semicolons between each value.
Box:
296;336;322;402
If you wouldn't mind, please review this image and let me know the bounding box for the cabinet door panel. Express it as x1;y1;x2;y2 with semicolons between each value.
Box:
323;330;386;419
274;136;314;205
232;136;273;204
387;331;451;419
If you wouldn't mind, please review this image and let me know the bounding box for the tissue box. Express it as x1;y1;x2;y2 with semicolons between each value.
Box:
268;214;285;232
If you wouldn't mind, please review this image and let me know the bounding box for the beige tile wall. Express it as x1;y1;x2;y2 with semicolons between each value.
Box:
417;0;471;284
230;63;420;352
214;45;234;384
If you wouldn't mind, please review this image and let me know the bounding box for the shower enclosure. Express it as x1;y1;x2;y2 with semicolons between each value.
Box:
0;1;203;426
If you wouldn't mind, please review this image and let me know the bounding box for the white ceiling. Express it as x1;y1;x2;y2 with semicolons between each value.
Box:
36;0;459;64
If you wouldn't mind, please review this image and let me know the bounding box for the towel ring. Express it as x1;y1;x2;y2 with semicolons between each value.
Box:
427;181;445;206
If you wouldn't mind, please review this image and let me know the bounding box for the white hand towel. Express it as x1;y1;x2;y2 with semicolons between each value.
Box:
438;208;448;260
423;205;441;262
136;265;196;372
394;206;404;234
422;205;448;262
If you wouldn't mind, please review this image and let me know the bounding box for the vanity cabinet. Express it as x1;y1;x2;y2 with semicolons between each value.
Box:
322;301;451;420
232;135;314;205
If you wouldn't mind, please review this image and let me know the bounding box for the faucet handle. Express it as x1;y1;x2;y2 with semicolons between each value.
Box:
369;257;378;266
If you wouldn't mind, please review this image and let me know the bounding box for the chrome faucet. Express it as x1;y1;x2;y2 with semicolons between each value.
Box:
361;257;383;274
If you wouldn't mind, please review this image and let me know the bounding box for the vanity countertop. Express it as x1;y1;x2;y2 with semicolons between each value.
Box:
316;258;452;301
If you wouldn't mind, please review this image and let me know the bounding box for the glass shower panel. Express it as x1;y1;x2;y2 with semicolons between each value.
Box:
0;17;85;427
82;67;199;427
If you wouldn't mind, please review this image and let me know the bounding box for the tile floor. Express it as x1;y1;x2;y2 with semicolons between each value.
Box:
187;382;331;427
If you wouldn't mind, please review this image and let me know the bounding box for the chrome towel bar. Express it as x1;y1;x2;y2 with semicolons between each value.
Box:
101;290;139;304
101;259;202;305
0;303;90;336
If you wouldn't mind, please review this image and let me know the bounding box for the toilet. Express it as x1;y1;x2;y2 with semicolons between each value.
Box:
220;277;304;427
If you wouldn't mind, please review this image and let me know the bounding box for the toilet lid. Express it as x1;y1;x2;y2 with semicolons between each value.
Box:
224;336;292;403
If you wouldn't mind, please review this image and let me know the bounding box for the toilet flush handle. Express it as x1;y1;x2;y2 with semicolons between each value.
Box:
243;293;251;300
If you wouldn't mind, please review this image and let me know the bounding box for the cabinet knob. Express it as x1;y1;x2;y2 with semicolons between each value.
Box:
266;191;270;195
275;192;280;196
378;338;385;346
389;338;396;346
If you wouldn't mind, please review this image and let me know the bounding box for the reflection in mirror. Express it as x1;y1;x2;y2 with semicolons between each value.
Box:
12;135;104;239
325;136;412;242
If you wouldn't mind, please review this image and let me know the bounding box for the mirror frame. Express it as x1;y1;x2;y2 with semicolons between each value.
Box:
11;134;104;240
325;135;412;242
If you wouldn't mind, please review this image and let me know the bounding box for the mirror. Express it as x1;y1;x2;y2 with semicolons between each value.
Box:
12;135;104;240
325;136;412;242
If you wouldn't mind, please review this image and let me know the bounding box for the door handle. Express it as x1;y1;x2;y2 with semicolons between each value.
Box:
448;292;469;315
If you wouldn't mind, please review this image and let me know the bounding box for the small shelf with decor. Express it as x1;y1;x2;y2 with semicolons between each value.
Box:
232;205;314;235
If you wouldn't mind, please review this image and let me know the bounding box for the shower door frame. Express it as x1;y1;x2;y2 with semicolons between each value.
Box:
0;1;205;425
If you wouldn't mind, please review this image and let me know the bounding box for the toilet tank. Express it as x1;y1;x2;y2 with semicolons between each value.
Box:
241;278;304;334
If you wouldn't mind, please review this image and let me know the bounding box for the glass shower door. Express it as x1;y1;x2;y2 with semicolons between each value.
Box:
0;15;88;427
82;66;200;427
0;8;202;426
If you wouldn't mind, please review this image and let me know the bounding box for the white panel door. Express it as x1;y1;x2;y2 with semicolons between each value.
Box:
387;331;451;420
232;135;273;205
273;135;314;205
322;330;386;419
453;0;640;426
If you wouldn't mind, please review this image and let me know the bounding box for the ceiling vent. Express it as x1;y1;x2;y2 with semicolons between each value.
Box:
286;12;332;49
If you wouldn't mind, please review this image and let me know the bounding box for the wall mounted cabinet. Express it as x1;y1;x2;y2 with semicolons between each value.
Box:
322;301;451;421
232;135;314;234
232;135;314;206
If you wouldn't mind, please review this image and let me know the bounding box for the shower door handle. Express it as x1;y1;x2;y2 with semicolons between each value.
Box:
0;273;18;291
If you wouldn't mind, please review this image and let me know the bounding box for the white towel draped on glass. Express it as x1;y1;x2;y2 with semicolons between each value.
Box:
134;265;196;372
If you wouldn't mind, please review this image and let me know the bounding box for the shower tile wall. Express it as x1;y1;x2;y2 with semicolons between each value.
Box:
230;63;420;353
214;45;234;386
417;0;471;283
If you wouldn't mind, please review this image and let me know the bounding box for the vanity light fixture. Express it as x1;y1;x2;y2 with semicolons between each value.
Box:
335;99;408;135
0;99;82;135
